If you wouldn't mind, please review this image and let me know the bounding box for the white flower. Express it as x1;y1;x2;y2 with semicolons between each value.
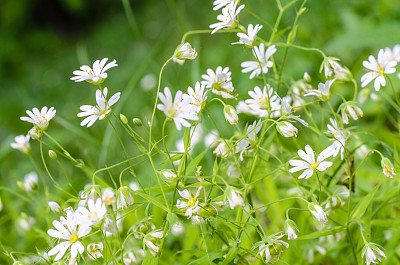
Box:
20;106;56;131
322;57;352;81
201;66;235;98
227;163;241;178
129;182;140;191
258;243;271;263
22;172;38;191
160;170;178;181
71;58;117;84
279;96;308;126
284;219;299;240
362;243;386;265
87;243;103;259
47;211;91;261
214;141;229;157
176;187;202;218
304;79;335;101
186;81;207;112
102;188;115;206
174;42;197;60
245;85;281;117
224;105;239;125
241;43;276;79
256;234;289;263
157;87;199;130
205;130;219;147
326;118;347;160
172;57;185;65
144;230;164;256
232;24;262;47
381;157;396;178
123;251;139;264
236;120;262;161
117;187;134;210
308;203;327;223
341;104;363;124
213;0;236;10
226;188;244;209
277;121;298;137
210;2;244;34
11;134;30;155
48;201;62;214
78;87;121;127
289;145;333;179
171;222;185;236
385;45;400;62
78;198;107;227
361;49;397;91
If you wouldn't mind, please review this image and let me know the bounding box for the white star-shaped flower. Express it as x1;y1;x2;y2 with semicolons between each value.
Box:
186;81;207;112
201;66;235;98
241;43;276;79
176;187;202;218
232;24;262;47
210;2;245;34
20;106;56;131
71;58;117;84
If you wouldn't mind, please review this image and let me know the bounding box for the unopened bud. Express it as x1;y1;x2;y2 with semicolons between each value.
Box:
48;201;62;214
132;118;143;127
276;121;298;138
17;181;25;191
120;114;128;125
224;105;239;125
49;150;58;160
303;72;311;82
28;127;42;140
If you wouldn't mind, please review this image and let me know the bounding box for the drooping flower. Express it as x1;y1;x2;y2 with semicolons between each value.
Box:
236;120;262;161
308;202;327;223
176;186;202;218
174;42;197;60
276;121;298;137
77;87;121;127
157;87;199;130
224;105;239;125
321;57;352;81
381;157;396;178
241;43;276;79
341;103;363;124
78;198;107;227
87;243;103;259
47;211;92;261
289;145;333;179
201;66;235;98
326;118;347;160
11;134;30;155
362;243;386;265
304;79;335;101
232;24;262;47
20;106;56;131
225;188;244;209
117;186;134;210
256;234;289;264
210;2;245;34
144;230;164;256
48;201;62;215
361;49;397;91
160;170;178;181
71;58;117;84
284;219;299;240
186;81;207;112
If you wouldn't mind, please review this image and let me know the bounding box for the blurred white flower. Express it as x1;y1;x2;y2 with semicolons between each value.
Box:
224;105;239;125
232;24;262;47
20;106;56;131
11;134;30;155
241;43;276;79
236;120;262;161
277;121;298;137
102;188;116;206
362;243;386;265
87;243;103;259
117;186;134;210
22;172;38;191
48;201;62;214
341;103;363;124
284;219;299;240
326;118;347;160
213;0;236;10
144;230;164;256
71;58;117;84
226;188;244;209
78;87;121;127
210;2;244;34
78;198;107;227
140;73;157;91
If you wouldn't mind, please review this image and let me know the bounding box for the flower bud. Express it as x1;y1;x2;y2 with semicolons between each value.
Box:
132;118;143;127
117;186;134;210
160;170;178;181
308;202;327;224
276;121;298;137
224;105;239;125
362;243;386;265
174;42;197;60
341;103;363;124
17;181;25;191
303;72;311;83
284;219;299;240
225;187;244;209
381;157;396;178
120;113;128;124
28;127;42;140
48;150;58;160
48;201;62;214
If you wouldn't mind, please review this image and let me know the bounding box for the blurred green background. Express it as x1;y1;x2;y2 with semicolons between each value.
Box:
1;0;400;263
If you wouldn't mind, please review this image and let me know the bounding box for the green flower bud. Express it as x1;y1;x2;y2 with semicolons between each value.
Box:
268;243;281;256
120;113;128;124
28;127;42;140
48;150;58;160
132;118;143;127
17;181;25;191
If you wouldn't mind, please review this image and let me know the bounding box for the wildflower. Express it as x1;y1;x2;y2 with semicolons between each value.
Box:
256;234;289;263
129;182;140;191
214;141;229;157
117;186;134;210
341;103;363;124
204;130;219;147
28;127;42;140
227;163;241;178
191;215;204;225
381;157;396;178
47;211;91;261
176;186;202;218
22;172;38;191
232;24;262;47
201;66;235;98
78;198;107;227
225;187;244;209
284;219;299;240
304;79;335;101
321;57;352;81
241;43;276;79
210;2;244;34
71;58;117;84
236;120;262;161
48;201;62;214
20;106;56;131
326;118;347;160
11;134;30;155
160;170;178;181
362;243;386;265
361;49;397;91
289;145;333;179
157;87;199;130
102;188;115;206
326;195;344;210
174;42;197;60
87;243;103;259
308;202;327;223
279;96;308;126
277;121;298;137
144;230;164;256
304;72;311;82
172;57;185;65
384;44;400;63
171;222;185;236
186;81;207;112
213;0;236;10
224;105;239;125
77;87;121;127
245;85;281;117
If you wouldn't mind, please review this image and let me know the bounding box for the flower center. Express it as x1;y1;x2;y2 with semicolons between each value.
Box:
70;234;78;244
99;109;108;116
378;66;385;76
309;162;319;170
187;197;197;208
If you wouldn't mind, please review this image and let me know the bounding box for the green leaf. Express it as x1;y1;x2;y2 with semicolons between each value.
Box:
186;148;209;176
297;226;344;240
187;250;227;265
371;218;400;227
351;184;379;219
142;250;156;265
167;212;178;224
213;158;219;176
135;191;168;212
220;246;237;265
178;156;186;177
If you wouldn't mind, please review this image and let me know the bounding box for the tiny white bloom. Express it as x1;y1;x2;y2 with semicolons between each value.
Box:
308;203;327;223
186;81;207;112
160;170;178;181
87;243;103;259
117;186;134;210
341;104;363;124
22;172;38;191
210;2;244;34
71;58;117;84
48;201;62;214
176;187;202;218
362;243;386;265
245;85;281;117
204;130;219;147
304;79;335;101
171;222;185;236
214;141;229;157
78;87;121;127
129;182;140;191
102;188;116;206
284;219;299;240
20;106;56;131
326;118;347;160
241;43;276;79
157;87;199;130
201;66;235;98
361;49;397;91
236;120;262;161
213;0;236;10
78;198;107;227
11;134;30;155
144;230;164;256
232;24;262;47
224;105;239;125
381;157;396;178
226;188;244;209
277;121;298;137
289;145;333;179
174;42;197;60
